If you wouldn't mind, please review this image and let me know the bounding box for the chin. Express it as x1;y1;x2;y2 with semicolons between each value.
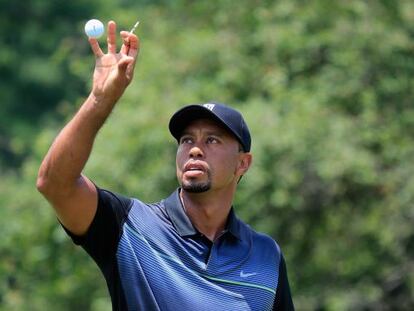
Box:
181;181;211;193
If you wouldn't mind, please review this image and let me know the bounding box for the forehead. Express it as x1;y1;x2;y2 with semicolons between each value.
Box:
182;118;233;137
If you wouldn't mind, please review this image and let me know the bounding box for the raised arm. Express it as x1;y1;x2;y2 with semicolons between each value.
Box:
36;21;140;236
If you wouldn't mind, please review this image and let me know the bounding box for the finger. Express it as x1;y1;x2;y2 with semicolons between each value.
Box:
88;38;104;58
118;57;132;72
107;20;117;54
120;31;130;55
125;60;136;81
118;57;135;81
127;34;140;59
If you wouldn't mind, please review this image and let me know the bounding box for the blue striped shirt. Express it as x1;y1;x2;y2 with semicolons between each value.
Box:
66;188;294;310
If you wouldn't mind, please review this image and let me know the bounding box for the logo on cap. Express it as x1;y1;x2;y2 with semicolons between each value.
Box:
203;103;215;111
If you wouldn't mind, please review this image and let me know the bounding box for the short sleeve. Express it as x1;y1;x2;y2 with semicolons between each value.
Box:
62;187;132;270
273;253;294;310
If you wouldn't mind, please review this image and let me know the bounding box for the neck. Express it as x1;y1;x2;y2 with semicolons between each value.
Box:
180;189;234;241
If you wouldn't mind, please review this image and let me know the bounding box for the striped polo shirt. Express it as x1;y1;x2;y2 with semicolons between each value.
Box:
66;188;293;310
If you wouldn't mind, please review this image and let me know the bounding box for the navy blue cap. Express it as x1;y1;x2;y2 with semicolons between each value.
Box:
169;102;251;152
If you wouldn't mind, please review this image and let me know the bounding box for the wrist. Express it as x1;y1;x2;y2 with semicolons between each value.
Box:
86;92;119;117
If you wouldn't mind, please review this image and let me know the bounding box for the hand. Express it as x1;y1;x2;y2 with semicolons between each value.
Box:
88;20;140;104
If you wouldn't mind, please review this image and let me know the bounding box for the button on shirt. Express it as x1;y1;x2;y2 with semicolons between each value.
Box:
65;188;294;310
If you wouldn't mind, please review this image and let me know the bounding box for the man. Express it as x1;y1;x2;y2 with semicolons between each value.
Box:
37;21;294;310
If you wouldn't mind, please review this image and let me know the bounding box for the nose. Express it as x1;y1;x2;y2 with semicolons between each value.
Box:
189;145;204;159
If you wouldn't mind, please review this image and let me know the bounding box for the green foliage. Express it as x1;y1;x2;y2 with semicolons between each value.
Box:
1;0;414;310
0;0;109;168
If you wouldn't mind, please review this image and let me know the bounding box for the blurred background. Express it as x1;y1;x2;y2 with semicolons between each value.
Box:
1;0;414;310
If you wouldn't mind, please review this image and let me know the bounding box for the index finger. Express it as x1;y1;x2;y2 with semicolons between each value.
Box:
88;37;104;58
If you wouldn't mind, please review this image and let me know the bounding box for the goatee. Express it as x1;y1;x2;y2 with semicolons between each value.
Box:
182;181;211;193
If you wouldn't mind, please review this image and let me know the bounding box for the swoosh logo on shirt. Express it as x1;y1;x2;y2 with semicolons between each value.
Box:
240;271;257;278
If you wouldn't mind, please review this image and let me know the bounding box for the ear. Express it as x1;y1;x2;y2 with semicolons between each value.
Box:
237;152;253;176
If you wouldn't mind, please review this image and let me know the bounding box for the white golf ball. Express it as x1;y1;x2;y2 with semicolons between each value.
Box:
84;19;104;38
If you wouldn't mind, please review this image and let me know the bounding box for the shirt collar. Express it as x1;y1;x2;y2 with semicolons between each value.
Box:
164;188;242;240
164;189;196;237
226;208;242;240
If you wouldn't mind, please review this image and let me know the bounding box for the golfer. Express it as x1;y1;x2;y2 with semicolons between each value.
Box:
37;20;294;310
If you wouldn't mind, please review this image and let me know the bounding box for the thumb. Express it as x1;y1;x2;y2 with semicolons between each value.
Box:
118;56;134;73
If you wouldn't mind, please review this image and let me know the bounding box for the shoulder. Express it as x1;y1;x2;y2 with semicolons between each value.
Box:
126;189;180;222
127;196;167;219
121;194;171;236
97;187;133;211
236;220;283;271
240;220;281;253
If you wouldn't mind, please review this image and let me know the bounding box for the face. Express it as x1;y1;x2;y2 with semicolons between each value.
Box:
176;118;252;193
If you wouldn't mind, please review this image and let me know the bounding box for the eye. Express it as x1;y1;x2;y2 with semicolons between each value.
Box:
179;136;193;145
206;136;219;144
